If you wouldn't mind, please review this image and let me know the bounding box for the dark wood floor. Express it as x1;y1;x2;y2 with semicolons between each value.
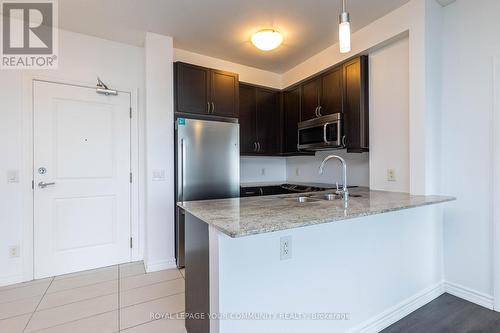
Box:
382;293;500;333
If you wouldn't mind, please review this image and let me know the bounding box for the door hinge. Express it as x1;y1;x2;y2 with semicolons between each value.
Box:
129;107;132;119
130;237;133;249
129;172;132;183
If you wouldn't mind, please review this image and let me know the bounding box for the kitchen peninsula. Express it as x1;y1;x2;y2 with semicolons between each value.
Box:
178;188;454;333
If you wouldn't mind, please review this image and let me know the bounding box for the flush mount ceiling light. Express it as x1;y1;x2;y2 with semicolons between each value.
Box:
339;0;351;53
251;29;283;51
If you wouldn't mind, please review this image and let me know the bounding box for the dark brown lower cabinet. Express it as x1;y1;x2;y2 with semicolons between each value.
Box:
185;212;209;333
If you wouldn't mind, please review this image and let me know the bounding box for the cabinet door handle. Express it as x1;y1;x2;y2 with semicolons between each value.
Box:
314;106;319;117
318;106;322;117
257;142;261;152
207;102;210;114
211;102;215;114
254;142;257;152
342;135;347;147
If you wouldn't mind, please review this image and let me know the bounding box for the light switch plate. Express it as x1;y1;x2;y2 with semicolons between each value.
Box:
7;170;19;183
152;169;166;181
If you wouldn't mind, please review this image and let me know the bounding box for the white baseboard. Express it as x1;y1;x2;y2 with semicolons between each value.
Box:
0;274;24;287
347;281;445;333
145;258;177;273
444;281;494;310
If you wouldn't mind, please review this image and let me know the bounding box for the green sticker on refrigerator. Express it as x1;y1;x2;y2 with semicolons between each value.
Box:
178;118;185;125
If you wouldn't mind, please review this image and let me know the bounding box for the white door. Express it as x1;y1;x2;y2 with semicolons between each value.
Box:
34;80;131;279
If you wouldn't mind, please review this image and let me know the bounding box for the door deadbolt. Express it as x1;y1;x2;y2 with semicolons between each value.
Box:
38;167;47;175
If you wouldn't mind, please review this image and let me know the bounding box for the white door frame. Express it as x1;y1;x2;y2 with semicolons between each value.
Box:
21;75;143;282
493;56;500;311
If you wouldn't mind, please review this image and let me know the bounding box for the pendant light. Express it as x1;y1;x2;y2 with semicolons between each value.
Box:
339;0;351;53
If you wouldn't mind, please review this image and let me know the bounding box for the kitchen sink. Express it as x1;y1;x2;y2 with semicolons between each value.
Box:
295;196;321;203
283;192;362;203
312;193;340;201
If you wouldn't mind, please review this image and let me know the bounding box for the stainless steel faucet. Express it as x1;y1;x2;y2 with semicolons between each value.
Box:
319;155;349;202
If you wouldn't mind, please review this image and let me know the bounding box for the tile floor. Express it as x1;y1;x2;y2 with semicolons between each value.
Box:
0;262;187;333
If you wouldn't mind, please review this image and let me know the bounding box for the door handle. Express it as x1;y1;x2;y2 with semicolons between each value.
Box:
38;181;55;189
180;139;185;201
257;142;261;152
317;106;322;117
211;102;215;114
315;106;319;117
207;102;210;114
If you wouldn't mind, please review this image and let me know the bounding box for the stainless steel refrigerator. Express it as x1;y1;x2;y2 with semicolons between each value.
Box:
175;118;240;268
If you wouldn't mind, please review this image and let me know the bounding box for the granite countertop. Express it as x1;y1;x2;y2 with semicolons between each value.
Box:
177;188;455;238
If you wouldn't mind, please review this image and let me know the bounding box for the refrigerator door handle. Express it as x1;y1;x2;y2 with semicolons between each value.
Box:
180;138;185;201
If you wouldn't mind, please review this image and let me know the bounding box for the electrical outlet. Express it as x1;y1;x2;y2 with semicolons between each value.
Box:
387;169;396;182
261;168;266;176
9;246;20;258
280;236;292;260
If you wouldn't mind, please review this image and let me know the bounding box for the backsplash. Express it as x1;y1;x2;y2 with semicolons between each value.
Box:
286;151;370;186
240;151;369;186
240;156;286;183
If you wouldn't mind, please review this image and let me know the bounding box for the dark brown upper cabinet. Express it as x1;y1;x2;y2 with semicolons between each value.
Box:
300;65;343;122
239;83;281;155
256;88;281;154
343;56;369;153
174;62;239;118
300;78;320;122
239;84;257;154
283;86;300;154
320;66;343;116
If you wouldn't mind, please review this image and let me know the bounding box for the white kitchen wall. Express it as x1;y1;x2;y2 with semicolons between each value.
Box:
0;30;145;285
0;72;24;285
240;157;286;183
144;33;176;272
369;37;410;192
441;0;500;302
286;152;370;186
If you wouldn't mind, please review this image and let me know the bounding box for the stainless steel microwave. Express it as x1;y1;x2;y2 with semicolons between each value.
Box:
297;113;344;151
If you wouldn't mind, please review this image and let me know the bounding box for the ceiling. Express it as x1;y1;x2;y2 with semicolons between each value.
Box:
58;0;411;73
